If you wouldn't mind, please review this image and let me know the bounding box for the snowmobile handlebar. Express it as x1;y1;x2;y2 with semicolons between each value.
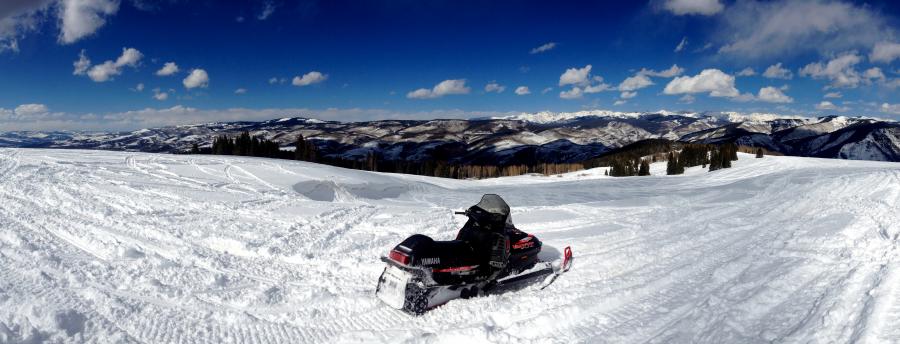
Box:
454;211;467;215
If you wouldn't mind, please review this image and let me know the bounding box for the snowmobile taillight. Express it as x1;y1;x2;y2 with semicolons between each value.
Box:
389;250;410;265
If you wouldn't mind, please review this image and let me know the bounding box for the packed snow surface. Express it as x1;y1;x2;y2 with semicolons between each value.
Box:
1;148;899;343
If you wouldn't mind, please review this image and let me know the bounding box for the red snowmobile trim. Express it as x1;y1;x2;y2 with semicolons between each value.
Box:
389;250;410;265
562;246;573;272
432;265;478;273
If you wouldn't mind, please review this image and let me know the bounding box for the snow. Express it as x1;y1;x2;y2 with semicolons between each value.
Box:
1;148;899;343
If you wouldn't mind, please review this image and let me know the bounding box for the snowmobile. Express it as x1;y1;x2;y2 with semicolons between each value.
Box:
375;194;573;315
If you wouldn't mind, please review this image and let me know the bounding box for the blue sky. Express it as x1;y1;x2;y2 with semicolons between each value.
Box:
1;0;900;130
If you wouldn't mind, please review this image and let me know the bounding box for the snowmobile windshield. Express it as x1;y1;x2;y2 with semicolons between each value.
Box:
470;194;514;227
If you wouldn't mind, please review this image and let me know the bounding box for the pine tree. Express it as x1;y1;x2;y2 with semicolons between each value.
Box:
756;147;764;158
638;159;650;176
666;152;675;175
675;152;685;174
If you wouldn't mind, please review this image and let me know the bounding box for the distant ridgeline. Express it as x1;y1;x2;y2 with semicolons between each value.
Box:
192;132;767;179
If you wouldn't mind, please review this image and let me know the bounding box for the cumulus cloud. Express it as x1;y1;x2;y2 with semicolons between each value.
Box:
514;86;530;95
716;0;895;61
757;86;793;103
132;82;144;92
72;49;90;75
674;37;688;52
678;94;695;104
559;87;583;100
663;69;739;98
799;52;866;88
863;67;886;82
484;82;505;93
59;0;120;44
618;74;653;92
614;100;627;106
639;64;684;78
882;103;900;115
14;103;49;116
736;67;756;77
620;91;637;99
234;88;247;95
292;71;327;86
183;68;209;89
156;62;179;76
530;42;556;54
152;88;168;101
870;42;900;64
824;92;842;99
559;65;592;86
80;47;142;82
583;81;612;94
815;101;850;112
268;77;286;84
762;62;792;79
407;79;470;99
662;0;723;16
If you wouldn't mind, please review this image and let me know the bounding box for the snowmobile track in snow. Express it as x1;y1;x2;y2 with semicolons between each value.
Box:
1;148;899;343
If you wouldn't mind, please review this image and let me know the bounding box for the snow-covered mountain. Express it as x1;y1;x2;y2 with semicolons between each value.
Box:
1;148;899;343
1;112;898;162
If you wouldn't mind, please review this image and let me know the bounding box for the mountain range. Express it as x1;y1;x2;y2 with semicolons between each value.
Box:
1;111;898;163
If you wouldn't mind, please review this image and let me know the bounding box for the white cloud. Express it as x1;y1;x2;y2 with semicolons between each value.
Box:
583;82;612;94
14;103;49;116
736;67;756;77
257;0;276;20
638;64;684;78
799;52;864;88
292;71;327;86
0;1;51;53
618;74;653;92
72;49;90;75
716;0;894;61
824;92;842;99
530;42;556;54
83;47;143;82
559;87;583;100
514;86;530;95
183;68;209;89
678;94;695;104
541;87;553;94
152;88;168;101
732;93;756;102
133;83;144;92
613;100;627;106
863;67;886;82
882;103;900;115
406;79;470;99
674;37;688;52
663;69;739;98
620;91;637;99
559;65;591;86
234;88;247;95
662;0;723;16
484;82;505;93
762;62;792;79
816;101;850;112
870;42;900;64
268;77;286;84
156;62;179;76
59;0;120;44
757;86;793;103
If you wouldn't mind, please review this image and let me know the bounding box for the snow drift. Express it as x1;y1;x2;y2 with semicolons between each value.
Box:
0;148;899;343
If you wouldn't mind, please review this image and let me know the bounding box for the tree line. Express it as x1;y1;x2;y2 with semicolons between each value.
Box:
189;133;764;179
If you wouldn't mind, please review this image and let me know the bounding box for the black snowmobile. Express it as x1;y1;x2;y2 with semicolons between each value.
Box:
375;194;572;315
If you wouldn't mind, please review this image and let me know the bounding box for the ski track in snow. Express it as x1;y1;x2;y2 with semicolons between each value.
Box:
0;148;899;343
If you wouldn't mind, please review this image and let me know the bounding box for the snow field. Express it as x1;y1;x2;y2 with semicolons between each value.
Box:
0;148;899;343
